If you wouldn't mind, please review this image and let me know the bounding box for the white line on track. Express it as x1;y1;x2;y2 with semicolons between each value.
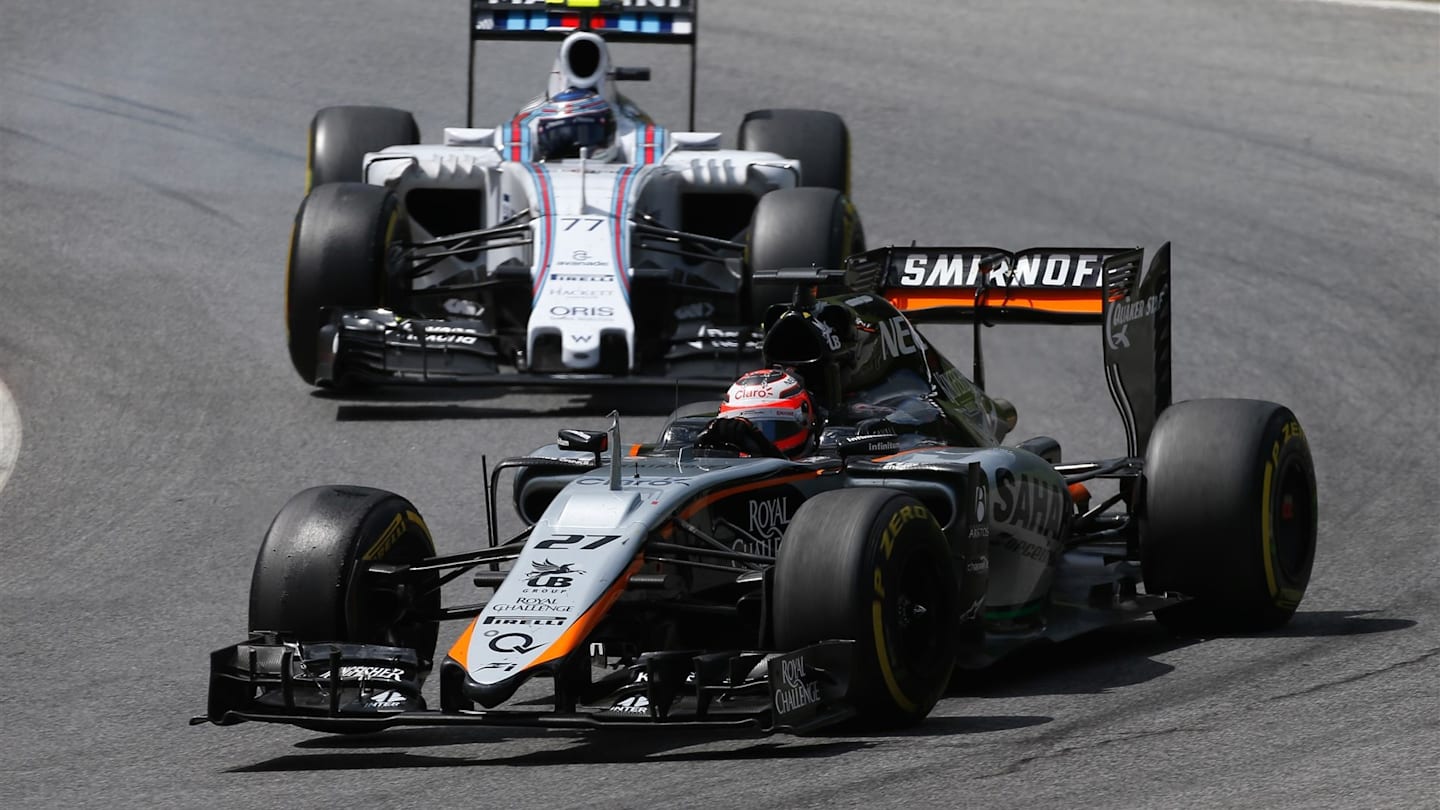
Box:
0;376;20;496
1288;0;1440;13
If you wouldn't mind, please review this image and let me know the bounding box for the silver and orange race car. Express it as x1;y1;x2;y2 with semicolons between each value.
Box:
287;0;863;391
199;243;1319;733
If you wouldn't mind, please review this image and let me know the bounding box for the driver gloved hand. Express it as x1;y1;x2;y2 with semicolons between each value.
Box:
695;417;784;458
700;416;751;444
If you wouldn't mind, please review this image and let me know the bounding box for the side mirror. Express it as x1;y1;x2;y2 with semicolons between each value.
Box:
557;429;608;455
613;66;651;81
1013;435;1061;464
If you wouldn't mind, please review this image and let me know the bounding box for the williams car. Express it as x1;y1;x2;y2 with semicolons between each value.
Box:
287;0;862;390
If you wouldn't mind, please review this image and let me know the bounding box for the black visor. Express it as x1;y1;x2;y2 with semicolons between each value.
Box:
536;113;615;160
748;414;807;443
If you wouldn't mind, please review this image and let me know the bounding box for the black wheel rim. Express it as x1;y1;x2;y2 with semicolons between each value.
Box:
350;522;440;664
888;545;948;679
1273;459;1314;582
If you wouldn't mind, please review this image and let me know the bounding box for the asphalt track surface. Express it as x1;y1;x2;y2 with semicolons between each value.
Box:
1;1;1437;807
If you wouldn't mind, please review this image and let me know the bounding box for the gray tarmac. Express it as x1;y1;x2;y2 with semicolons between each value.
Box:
0;1;1436;807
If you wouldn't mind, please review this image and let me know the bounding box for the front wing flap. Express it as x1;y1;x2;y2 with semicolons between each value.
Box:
204;638;428;724
317;309;758;389
196;636;855;735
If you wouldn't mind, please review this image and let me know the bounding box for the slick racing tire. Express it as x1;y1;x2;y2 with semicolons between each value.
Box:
746;187;863;319
739;109;851;194
249;486;441;671
774;488;958;728
286;182;409;385
307;105;419;191
1141;399;1318;634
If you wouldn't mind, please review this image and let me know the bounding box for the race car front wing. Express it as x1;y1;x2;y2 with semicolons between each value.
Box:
315;310;760;390
194;634;857;735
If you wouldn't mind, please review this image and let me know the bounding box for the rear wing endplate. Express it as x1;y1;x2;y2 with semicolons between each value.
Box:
1101;244;1171;455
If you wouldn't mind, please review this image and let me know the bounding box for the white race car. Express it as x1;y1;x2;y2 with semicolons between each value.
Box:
286;0;864;390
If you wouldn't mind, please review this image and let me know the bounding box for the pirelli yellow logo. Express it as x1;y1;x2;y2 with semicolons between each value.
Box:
362;510;429;561
873;505;930;599
879;504;928;559
362;514;406;561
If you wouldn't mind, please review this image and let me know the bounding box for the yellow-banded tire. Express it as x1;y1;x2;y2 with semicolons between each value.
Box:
774;488;958;728
249;486;440;673
1141;399;1318;634
285;182;407;385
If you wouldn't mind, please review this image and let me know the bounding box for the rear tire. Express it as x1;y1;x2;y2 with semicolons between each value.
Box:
746;187;863;318
774;488;958;727
1141;399;1318;634
307;105;419;191
285;182;408;384
739;109;851;194
249;485;440;671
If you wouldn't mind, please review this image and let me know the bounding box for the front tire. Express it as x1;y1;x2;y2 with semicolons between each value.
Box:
1141;399;1318;634
285;182;408;385
307;105;419;191
746;187;864;318
249;485;441;672
774;488;958;727
739;109;852;194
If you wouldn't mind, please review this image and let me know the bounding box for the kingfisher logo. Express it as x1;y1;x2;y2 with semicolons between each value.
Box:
367;690;407;709
314;666;405;682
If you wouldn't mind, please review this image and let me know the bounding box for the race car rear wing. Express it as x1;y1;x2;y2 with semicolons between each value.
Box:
845;246;1129;325
468;0;700;127
840;244;1173;455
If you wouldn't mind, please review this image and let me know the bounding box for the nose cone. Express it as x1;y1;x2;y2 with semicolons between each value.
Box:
563;333;599;369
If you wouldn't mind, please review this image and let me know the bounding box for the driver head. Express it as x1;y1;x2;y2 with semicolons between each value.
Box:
534;88;618;161
718;368;817;458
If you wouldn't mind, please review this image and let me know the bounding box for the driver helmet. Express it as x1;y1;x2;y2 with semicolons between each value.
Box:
718;368;817;457
534;88;616;161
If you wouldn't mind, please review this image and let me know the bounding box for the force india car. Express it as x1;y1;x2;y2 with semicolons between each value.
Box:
199;242;1319;734
286;0;863;390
